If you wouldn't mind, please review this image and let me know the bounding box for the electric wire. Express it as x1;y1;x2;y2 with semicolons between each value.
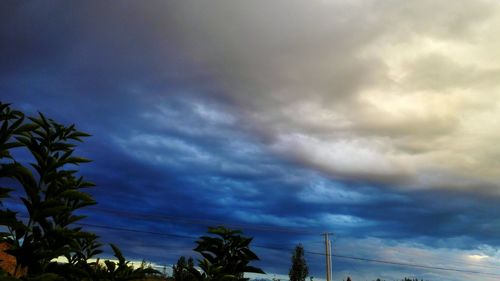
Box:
67;206;500;271
2;198;316;235
5;201;500;276
87;206;317;234
74;221;500;277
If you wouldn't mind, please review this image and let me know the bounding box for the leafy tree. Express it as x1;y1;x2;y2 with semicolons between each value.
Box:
289;244;308;281
173;256;197;281
0;102;97;277
0;103;30;278
192;226;265;281
0;102;159;281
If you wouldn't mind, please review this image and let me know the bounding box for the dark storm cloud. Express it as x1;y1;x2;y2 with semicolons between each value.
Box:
3;1;500;280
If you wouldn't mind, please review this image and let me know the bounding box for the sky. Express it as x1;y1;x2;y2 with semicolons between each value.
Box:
2;0;500;280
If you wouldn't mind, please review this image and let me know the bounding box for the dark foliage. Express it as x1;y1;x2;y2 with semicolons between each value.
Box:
0;102;159;280
191;226;265;281
288;244;308;281
172;256;196;281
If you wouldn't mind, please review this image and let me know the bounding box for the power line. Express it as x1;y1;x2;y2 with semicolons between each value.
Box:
72;221;500;278
7;202;500;276
64;207;500;271
253;244;500;277
5;196;495;269
86;206;317;234
76;222;198;240
314;252;500;277
40;205;500;271
2;198;316;235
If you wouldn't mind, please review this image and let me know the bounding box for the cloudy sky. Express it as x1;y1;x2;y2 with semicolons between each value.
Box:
3;0;500;280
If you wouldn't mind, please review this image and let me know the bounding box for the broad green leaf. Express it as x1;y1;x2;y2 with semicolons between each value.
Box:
59;190;93;202
14;123;38;133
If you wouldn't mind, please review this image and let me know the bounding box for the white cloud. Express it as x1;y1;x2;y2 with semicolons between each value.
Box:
167;0;500;192
332;237;500;281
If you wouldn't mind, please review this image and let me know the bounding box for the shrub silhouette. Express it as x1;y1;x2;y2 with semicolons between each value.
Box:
191;226;265;281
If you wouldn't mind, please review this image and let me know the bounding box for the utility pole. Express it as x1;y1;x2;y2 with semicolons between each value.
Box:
323;233;333;281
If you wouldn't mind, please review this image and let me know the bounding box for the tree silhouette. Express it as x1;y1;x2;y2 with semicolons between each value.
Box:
192;226;265;281
0;103;97;277
0;102;158;280
289;244;308;281
173;256;197;281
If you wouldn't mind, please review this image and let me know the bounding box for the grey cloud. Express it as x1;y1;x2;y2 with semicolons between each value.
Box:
161;0;500;190
4;2;500;280
401;53;500;92
374;0;496;40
